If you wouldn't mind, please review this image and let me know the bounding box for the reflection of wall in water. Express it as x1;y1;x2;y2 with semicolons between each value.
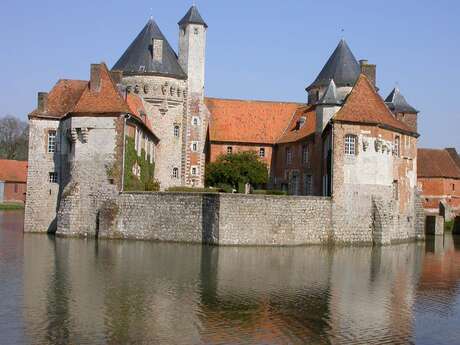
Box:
23;236;429;344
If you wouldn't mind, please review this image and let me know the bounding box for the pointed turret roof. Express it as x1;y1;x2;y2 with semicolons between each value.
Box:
112;18;186;79
178;5;207;28
385;87;418;114
307;39;360;90
318;79;340;105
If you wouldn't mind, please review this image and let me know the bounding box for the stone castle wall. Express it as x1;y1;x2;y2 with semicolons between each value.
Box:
24;118;67;233
56;116;122;237
98;193;332;245
122;75;188;190
92;191;423;246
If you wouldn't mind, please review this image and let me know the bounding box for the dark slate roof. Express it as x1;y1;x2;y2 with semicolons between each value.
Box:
112;19;186;79
385;87;418;113
307;39;360;90
178;5;207;28
318;79;340;105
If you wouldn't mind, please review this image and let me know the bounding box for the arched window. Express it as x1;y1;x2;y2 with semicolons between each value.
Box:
172;168;179;179
344;135;357;155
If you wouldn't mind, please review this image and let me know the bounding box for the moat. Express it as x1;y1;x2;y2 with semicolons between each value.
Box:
1;210;460;344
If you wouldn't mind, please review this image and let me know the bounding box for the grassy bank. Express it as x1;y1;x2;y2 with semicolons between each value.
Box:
0;203;25;210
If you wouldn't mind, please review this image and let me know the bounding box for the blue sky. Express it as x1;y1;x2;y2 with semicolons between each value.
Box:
1;0;458;149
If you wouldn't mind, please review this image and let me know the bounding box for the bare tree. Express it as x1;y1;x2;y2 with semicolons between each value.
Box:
0;115;28;161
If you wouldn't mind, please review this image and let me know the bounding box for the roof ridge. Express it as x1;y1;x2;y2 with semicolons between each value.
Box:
204;96;304;105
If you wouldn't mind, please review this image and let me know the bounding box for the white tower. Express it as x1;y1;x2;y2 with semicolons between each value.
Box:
178;5;207;99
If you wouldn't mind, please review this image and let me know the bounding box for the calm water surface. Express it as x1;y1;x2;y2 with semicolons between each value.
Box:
1;211;460;344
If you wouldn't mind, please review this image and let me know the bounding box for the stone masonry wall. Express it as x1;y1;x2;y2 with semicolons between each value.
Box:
24;118;66;233
98;193;332;245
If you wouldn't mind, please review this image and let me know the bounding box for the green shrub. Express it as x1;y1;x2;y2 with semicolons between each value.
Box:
252;189;288;196
0;202;24;210
166;187;219;193
205;151;268;191
445;220;454;232
124;136;159;191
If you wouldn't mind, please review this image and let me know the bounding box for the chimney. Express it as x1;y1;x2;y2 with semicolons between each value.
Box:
360;59;376;87
111;70;123;85
37;92;48;112
90;64;102;92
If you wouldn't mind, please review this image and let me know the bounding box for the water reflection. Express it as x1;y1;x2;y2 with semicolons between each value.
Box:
0;211;458;344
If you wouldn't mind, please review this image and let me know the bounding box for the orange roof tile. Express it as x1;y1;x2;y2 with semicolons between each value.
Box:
72;63;131;114
277;105;316;144
206;97;303;144
29;80;87;119
0;159;27;183
125;93;156;137
418;148;460;179
333;74;416;135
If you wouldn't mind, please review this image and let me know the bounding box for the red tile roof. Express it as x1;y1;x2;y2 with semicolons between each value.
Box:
29;80;87;119
418;148;460;179
0;160;27;183
206;97;303;144
28;63;156;138
126;93;156;137
277;105;316;144
333;74;416;135
72;63;131;114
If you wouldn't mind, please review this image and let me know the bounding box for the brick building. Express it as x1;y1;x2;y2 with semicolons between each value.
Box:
417;148;460;233
0;159;27;203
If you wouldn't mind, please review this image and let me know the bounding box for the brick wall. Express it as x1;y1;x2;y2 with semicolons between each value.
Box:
3;182;26;203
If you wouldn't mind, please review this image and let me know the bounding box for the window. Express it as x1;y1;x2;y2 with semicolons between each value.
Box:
304;175;313;195
174;125;180;137
191;142;198;152
172;167;179;179
49;172;58;183
259;147;265;158
393;180;399;200
227;146;233;154
453;184;455;191
344;135;356;155
302;144;309;165
14;183;18;193
48;130;56;153
191;166;198;176
192;117;200;126
286;148;292;165
394;136;400;157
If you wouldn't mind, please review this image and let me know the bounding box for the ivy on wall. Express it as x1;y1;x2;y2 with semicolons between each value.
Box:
124;136;159;191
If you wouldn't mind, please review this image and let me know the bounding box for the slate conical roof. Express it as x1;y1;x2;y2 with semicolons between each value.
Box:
112;18;186;79
178;5;207;28
318;79;340;105
385;87;418;113
307;39;360;90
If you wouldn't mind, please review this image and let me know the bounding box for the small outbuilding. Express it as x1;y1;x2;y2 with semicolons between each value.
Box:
0;159;28;203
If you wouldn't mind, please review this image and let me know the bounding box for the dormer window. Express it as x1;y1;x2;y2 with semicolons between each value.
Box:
152;39;163;62
297;116;306;129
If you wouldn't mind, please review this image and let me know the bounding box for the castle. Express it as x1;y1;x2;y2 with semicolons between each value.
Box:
24;6;425;244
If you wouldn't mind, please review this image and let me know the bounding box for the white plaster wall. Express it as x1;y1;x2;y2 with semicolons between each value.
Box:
343;133;394;186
